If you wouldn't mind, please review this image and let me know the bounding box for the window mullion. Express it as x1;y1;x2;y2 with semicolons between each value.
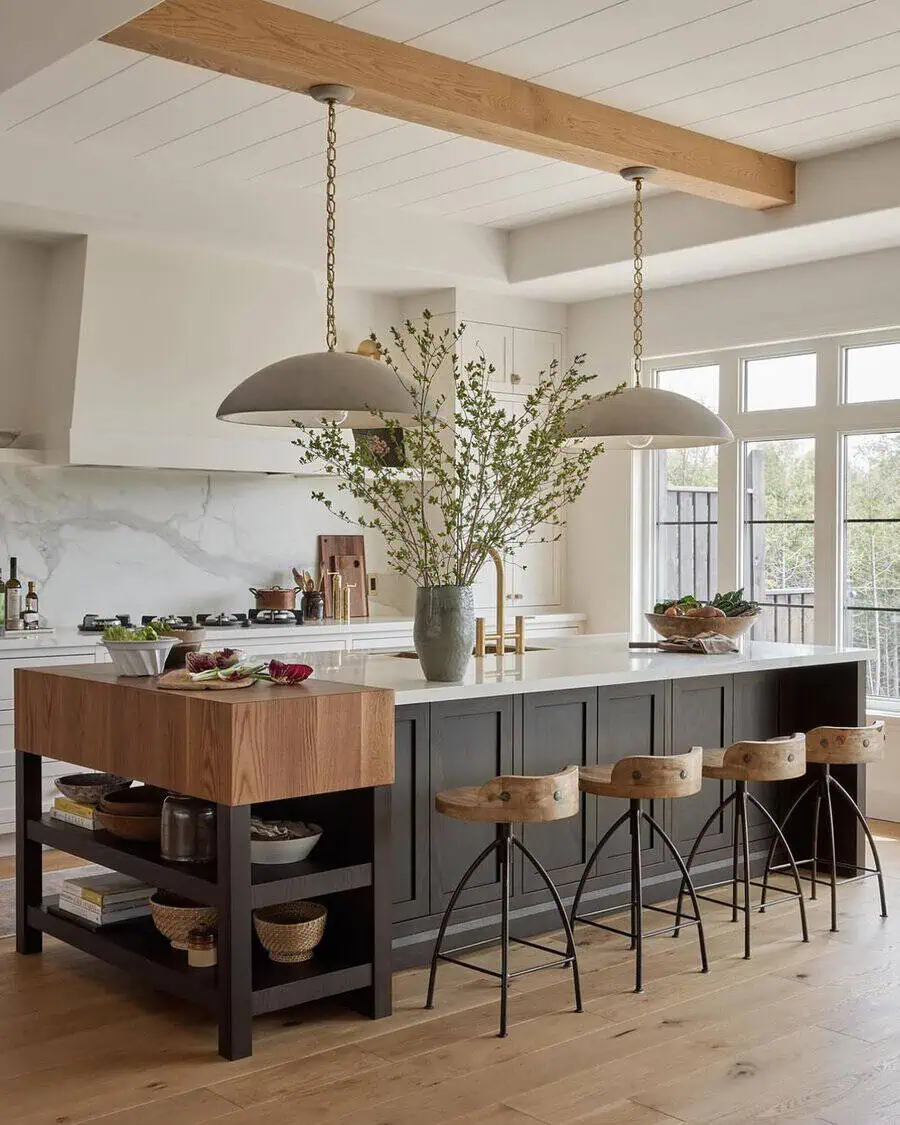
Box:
814;342;841;645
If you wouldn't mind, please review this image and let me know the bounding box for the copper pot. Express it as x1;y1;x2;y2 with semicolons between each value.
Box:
249;586;299;611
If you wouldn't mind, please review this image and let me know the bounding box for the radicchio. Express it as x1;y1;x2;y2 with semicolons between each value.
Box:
268;659;314;685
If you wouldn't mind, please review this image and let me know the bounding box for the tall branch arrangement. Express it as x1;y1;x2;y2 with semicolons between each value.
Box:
295;311;621;587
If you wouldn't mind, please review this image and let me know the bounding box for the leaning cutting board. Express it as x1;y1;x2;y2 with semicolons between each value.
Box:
317;534;369;617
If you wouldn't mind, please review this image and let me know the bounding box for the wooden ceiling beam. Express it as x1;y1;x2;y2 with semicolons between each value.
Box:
103;0;795;210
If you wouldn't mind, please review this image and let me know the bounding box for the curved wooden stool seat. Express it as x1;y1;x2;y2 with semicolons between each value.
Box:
435;766;580;824
674;734;809;960
762;722;887;932
571;749;708;993
426;766;582;1037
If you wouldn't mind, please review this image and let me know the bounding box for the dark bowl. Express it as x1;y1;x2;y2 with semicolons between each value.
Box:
100;784;167;816
55;773;132;806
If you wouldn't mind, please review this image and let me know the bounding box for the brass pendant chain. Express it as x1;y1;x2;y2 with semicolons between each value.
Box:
632;175;644;388
325;97;338;353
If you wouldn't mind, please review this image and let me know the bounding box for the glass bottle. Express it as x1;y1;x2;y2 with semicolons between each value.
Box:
5;558;22;631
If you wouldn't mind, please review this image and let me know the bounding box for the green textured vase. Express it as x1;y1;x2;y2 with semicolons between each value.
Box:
413;585;475;682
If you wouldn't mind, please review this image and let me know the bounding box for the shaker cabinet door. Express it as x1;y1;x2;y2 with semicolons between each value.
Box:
732;670;782;843
670;676;734;857
393;705;431;921
458;322;511;388
518;689;598;894
429;696;514;912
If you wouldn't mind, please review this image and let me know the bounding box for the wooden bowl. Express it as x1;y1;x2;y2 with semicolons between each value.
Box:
55;773;131;806
95;807;162;842
150;892;218;950
645;612;758;640
100;785;167;817
253;901;327;963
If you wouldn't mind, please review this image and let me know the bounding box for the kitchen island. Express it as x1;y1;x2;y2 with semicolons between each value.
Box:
15;635;869;1052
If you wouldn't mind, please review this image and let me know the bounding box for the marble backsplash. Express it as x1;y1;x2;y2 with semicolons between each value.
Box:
0;466;395;625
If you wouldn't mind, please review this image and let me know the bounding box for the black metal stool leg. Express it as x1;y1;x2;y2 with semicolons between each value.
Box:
747;793;809;944
823;767;839;932
570;807;630;927
737;781;752;959
829;772;889;920
514;836;583;1014
674;790;737;936
630;800;644;993
731;792;740;923
811;779;823;902
642;810;709;975
760;778;817;912
499;824;511;1038
426;836;500;1010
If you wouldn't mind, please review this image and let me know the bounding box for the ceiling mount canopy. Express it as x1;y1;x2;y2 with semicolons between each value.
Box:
217;83;415;429
565;167;733;451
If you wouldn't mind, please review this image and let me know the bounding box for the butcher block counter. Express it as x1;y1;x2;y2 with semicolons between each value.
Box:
14;663;395;1060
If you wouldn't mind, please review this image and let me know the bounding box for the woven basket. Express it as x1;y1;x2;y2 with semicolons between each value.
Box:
253;901;327;963
150;892;218;951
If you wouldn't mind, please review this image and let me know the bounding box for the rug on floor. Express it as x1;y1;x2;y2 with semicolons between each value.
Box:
0;866;107;938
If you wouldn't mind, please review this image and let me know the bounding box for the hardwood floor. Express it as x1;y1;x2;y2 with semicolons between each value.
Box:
2;829;899;1124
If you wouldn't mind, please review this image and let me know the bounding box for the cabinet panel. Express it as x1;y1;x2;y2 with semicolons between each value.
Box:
670;676;734;855
458;322;511;388
596;683;667;876
429;696;514;911
512;534;562;608
732;670;782;840
393;705;431;921
519;689;597;892
510;328;562;390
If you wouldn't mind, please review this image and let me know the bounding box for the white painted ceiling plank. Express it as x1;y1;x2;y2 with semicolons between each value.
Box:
557;0;865;100
273;0;377;19
734;91;900;150
361;149;556;208
599;2;900;111
456;177;638;226
340;0;501;43
77;73;277;155
415;162;619;216
7;56;211;144
0;41;139;130
341;135;506;199
783;117;900;158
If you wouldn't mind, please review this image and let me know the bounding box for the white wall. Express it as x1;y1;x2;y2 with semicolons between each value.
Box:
566;246;900;634
0;237;50;435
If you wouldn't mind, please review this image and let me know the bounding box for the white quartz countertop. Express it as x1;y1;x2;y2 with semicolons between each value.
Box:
250;634;871;705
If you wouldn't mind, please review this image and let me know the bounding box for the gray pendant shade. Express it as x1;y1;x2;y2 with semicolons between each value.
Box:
564;385;734;449
216;350;417;428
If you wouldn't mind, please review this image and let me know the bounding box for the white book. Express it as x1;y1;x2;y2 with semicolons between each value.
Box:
58;890;151;917
50;808;98;831
56;896;151;925
63;872;155;906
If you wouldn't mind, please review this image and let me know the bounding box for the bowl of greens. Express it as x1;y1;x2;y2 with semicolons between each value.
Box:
102;624;179;676
646;590;760;640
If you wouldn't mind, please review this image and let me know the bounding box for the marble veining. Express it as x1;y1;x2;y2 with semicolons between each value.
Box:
0;465;387;625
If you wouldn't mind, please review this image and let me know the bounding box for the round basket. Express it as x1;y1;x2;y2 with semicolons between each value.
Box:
253;901;327;964
645;612;758;641
150;892;218;950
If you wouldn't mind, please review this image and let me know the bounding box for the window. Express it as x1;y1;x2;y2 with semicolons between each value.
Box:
744;353;816;411
744;438;815;642
844;342;900;404
844;433;900;702
654;366;719;601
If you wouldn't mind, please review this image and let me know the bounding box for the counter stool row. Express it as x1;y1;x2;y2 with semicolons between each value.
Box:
426;722;887;1036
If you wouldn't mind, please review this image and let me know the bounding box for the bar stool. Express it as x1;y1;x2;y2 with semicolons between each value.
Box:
674;734;809;959
425;766;583;1037
761;722;887;932
570;749;708;993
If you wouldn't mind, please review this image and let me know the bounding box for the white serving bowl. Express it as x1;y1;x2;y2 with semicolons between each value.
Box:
250;822;323;866
103;638;178;676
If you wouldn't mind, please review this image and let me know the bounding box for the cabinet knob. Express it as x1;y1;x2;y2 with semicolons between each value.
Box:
510;372;522;385
514;593;524;600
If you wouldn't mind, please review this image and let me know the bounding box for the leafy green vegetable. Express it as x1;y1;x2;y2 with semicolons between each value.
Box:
653;589;759;617
102;625;162;642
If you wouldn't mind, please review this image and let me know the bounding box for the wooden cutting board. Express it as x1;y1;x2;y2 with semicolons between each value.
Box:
157;670;255;691
317;534;368;617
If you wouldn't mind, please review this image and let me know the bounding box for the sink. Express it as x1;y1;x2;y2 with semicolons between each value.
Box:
389;646;550;658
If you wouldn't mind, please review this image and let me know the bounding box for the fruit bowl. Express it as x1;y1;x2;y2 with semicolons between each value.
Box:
645;612;758;641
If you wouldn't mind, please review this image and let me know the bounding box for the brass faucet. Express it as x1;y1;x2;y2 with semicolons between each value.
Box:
474;546;525;657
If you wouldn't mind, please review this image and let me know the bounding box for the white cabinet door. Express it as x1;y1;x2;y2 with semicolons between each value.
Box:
509;531;564;609
510;328;562;390
458;322;512;389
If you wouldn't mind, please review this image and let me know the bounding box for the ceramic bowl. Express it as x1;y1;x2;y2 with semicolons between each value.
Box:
645;612;759;640
103;638;178;676
250;822;323;866
55;773;131;806
253;901;326;963
100;785;166;817
95;808;162;842
150;891;218;950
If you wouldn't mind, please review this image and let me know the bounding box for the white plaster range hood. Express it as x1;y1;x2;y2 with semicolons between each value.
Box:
29;234;340;473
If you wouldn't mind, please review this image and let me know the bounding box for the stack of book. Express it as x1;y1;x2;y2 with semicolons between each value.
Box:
51;796;100;830
56;873;155;928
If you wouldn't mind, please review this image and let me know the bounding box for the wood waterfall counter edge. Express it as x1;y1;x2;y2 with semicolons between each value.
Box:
14;635;869;1056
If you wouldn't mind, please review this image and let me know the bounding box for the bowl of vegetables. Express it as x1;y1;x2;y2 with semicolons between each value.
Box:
102;624;179;676
646;590;759;640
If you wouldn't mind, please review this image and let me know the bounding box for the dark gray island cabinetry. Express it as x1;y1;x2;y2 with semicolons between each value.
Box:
389;658;866;967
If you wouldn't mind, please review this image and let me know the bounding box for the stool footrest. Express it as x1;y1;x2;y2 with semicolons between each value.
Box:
575;898;703;944
769;857;881;879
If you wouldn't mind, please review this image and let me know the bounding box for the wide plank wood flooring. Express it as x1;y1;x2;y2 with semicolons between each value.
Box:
2;823;900;1125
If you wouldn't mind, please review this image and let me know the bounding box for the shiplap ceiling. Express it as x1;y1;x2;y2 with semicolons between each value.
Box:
1;0;899;229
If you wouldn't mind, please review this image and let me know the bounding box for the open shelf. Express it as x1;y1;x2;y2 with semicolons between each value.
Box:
28;817;373;909
251;955;372;1015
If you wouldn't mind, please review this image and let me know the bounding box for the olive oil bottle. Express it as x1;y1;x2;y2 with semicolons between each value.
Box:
5;557;22;631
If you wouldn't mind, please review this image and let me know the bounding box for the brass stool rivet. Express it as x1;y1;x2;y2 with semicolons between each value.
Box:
632;770;642;781
788;753;795;762
553;789;562;802
499;791;510;802
863;739;870;748
679;770;687;780
820;738;828;748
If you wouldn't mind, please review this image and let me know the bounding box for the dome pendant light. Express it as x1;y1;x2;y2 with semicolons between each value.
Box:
217;85;415;428
564;167;733;450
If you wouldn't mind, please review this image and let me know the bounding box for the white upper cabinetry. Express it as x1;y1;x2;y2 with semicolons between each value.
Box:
459;323;562;392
